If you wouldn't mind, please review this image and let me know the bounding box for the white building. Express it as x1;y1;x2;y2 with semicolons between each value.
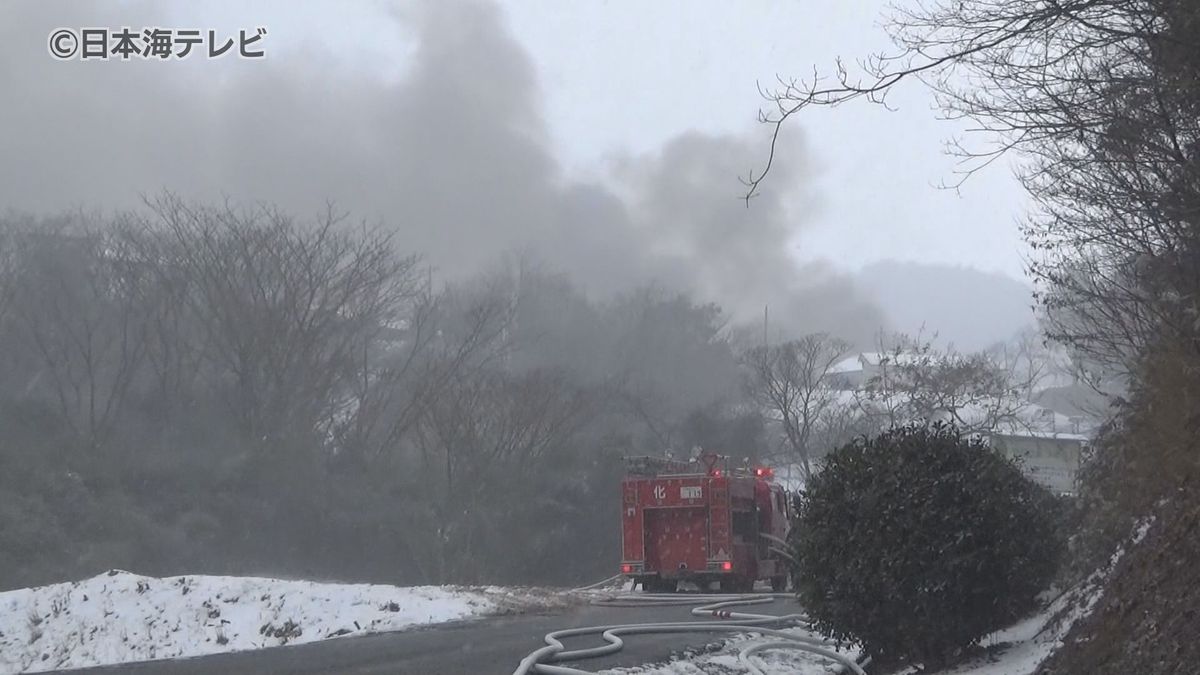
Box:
987;430;1087;496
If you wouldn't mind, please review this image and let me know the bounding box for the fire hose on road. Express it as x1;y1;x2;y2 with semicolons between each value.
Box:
568;574;624;592
511;592;871;675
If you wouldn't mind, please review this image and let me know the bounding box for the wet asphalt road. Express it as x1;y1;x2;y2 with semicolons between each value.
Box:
70;596;802;675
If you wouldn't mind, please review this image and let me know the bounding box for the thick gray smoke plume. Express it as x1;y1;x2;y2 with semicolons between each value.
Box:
0;0;886;343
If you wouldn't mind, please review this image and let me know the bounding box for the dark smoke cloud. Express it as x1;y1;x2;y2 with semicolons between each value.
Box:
0;0;886;343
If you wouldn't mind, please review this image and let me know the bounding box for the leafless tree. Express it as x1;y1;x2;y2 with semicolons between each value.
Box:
986;329;1056;401
5;218;155;447
857;333;1033;434
107;222;204;420
0;218;31;393
602;287;739;454
141;194;423;447
809;392;881;459
747;0;1194;193
331;272;516;469
0;220;21;327
745;0;1200;378
407;366;594;583
742;333;852;480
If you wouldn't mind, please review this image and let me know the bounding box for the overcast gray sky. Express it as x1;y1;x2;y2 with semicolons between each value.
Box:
501;0;1031;276
0;0;1034;348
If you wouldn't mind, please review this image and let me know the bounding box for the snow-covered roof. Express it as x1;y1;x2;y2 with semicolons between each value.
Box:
859;351;926;367
829;356;864;374
990;428;1090;442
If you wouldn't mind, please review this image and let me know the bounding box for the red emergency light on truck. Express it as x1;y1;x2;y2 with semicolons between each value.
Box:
619;454;792;593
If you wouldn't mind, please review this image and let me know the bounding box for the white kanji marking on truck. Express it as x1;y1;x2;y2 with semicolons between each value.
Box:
681;486;702;500
653;485;666;500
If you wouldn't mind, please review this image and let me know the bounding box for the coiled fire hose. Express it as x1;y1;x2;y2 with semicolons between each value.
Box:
511;592;870;675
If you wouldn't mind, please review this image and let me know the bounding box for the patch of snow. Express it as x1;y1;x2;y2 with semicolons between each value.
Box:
937;639;1053;675
1131;515;1155;544
898;514;1158;675
598;627;861;675
0;570;539;673
917;590;1084;675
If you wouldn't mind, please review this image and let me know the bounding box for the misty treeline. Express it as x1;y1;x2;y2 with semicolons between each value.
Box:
0;193;1049;590
0;194;757;589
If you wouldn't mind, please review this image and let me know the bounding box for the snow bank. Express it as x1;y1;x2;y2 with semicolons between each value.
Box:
0;570;527;673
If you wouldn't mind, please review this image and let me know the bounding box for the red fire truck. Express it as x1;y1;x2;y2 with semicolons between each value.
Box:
619;454;792;593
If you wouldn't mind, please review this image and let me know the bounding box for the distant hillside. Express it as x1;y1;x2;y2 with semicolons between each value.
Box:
855;260;1036;351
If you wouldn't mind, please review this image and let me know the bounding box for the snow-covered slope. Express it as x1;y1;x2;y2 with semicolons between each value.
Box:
0;570;538;673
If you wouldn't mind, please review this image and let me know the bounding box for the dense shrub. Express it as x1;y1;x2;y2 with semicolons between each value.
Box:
791;423;1063;668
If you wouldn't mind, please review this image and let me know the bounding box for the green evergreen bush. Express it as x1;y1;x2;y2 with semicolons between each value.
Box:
791;423;1063;667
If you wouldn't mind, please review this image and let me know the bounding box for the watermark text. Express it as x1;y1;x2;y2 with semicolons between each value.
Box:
49;27;268;61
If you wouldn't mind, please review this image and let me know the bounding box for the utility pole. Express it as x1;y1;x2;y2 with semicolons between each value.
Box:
763;304;769;347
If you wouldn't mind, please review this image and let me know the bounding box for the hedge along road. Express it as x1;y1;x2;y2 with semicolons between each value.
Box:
68;596;805;675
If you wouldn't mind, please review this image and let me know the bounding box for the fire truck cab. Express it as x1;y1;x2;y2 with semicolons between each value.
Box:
619;454;792;593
